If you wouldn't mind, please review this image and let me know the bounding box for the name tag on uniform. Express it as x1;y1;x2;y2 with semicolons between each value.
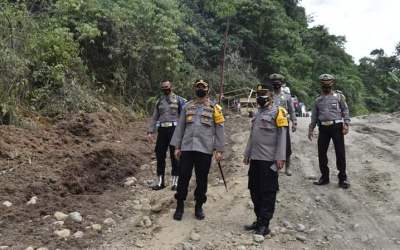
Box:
320;121;334;126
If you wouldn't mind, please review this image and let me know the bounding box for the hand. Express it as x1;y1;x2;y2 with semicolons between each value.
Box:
276;160;285;170
292;123;297;133
343;124;349;135
147;133;155;144
243;157;250;165
174;149;181;160
214;151;223;162
308;129;314;141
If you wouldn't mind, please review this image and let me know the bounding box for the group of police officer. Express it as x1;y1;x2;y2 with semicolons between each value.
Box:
147;73;351;236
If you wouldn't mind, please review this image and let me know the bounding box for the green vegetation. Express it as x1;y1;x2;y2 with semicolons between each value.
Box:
0;0;399;123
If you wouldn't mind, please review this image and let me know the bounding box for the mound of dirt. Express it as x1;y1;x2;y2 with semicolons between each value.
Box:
0;111;152;249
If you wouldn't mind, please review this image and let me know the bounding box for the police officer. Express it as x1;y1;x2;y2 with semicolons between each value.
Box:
147;80;186;191
308;74;351;189
170;80;225;221
270;73;297;176
243;82;287;236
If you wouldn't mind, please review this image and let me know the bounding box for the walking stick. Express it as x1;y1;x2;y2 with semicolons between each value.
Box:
217;161;228;192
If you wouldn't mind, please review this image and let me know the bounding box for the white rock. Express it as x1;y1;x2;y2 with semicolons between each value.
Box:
352;224;360;230
237;246;246;250
296;234;307;242
69;212;83;223
52;221;64;227
315;196;321;202
142;216;152;228
25;247;35;250
283;220;292;229
37;248;49;250
92;224;102;231
73;231;84;239
27;196;38;205
2;201;12;207
253;234;265;243
54;212;68;221
297;224;306;232
124;176;137;187
247;201;254;209
182;242;194;250
0;246;9;250
190;232;201;241
103;218;116;225
54;229;71;239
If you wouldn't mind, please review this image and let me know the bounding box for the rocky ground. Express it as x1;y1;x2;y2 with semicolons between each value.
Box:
1;111;400;250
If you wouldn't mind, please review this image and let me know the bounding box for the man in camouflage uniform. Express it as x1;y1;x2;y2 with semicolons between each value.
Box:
170;80;225;221
270;73;297;176
243;82;287;236
308;74;351;189
147;80;186;191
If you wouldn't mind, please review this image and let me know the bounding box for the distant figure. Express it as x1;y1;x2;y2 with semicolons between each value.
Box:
300;102;307;117
308;74;351;189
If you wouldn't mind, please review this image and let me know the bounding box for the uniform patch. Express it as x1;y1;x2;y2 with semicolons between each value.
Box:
276;107;289;127
213;104;225;124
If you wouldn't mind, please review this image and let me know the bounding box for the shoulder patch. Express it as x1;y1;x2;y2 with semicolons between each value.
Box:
275;107;289;127
213;104;225;124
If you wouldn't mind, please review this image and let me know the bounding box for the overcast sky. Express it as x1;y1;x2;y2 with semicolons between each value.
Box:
300;0;400;62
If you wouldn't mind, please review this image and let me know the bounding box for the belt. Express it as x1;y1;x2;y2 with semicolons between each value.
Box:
320;120;343;126
159;121;177;127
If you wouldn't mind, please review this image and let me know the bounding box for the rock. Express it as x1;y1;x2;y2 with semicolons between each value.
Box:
279;227;288;234
69;212;83;223
247;201;254;209
182;242;194;250
104;218;116;225
0;246;9;250
133;204;143;211
73;231;84;239
237;246;246;250
296;234;307;242
2;201;12;207
105;209;113;216
151;203;163;213
253;234;264;243
25;247;35;250
352;223;360;230
54;229;71;239
296;224;306;232
52;221;64;227
54;212;68;221
92;224;102;231
283;220;292;229
124;176;137;187
315;196;321;202
134;241;145;248
27;196;38;205
37;248;49;250
141;216;152;228
190;232;201;241
141;204;152;212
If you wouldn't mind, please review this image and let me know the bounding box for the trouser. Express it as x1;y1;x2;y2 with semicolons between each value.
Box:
155;126;179;176
286;125;292;159
318;123;347;181
248;160;279;226
174;151;212;204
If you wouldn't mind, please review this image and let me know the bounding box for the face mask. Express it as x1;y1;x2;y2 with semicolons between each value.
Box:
195;89;207;97
256;96;269;107
273;84;281;90
322;86;332;93
161;89;171;95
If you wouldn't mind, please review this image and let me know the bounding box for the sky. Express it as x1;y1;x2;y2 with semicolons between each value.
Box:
300;0;400;62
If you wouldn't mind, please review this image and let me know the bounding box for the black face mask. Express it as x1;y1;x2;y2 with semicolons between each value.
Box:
162;89;171;95
195;89;207;97
322;86;332;94
256;96;269;107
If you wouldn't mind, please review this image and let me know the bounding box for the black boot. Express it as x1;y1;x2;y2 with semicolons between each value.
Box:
173;200;184;221
244;220;259;231
171;176;178;191
255;221;270;236
313;177;329;185
152;175;165;190
194;202;205;220
339;179;350;189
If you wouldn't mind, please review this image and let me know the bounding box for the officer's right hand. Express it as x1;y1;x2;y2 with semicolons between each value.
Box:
147;133;155;144
243;157;250;165
174;149;181;160
308;130;314;141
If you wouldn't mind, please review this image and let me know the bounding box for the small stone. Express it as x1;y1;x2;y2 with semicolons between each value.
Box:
25;247;35;250
151;204;163;213
142;216;152;228
308;227;317;233
182;242;194;250
92;224;102;231
280;227;288;234
253;234;264;243
237;246;246;250
283;220;293;229
73;231;84;239
69;212;83;223
54;229;71;239
104;218;116;225
0;246;9;250
2;201;12;207
134;241;145;248
333;234;343;240
54;212;68;221
52;221;64;227
124;176;137;187
296;234;307;242
37;248;49;250
352;224;360;230
27;196;38;205
190;231;201;241
296;224;306;232
315;196;321;202
247;201;254;209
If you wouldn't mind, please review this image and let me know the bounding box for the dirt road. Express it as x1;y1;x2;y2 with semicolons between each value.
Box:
97;113;400;250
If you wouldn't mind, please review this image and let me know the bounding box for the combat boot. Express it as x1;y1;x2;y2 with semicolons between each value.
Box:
255;221;270;236
173;200;184;221
152;175;165;190
285;160;292;176
194;202;205;220
244;220;259;231
171;176;178;191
